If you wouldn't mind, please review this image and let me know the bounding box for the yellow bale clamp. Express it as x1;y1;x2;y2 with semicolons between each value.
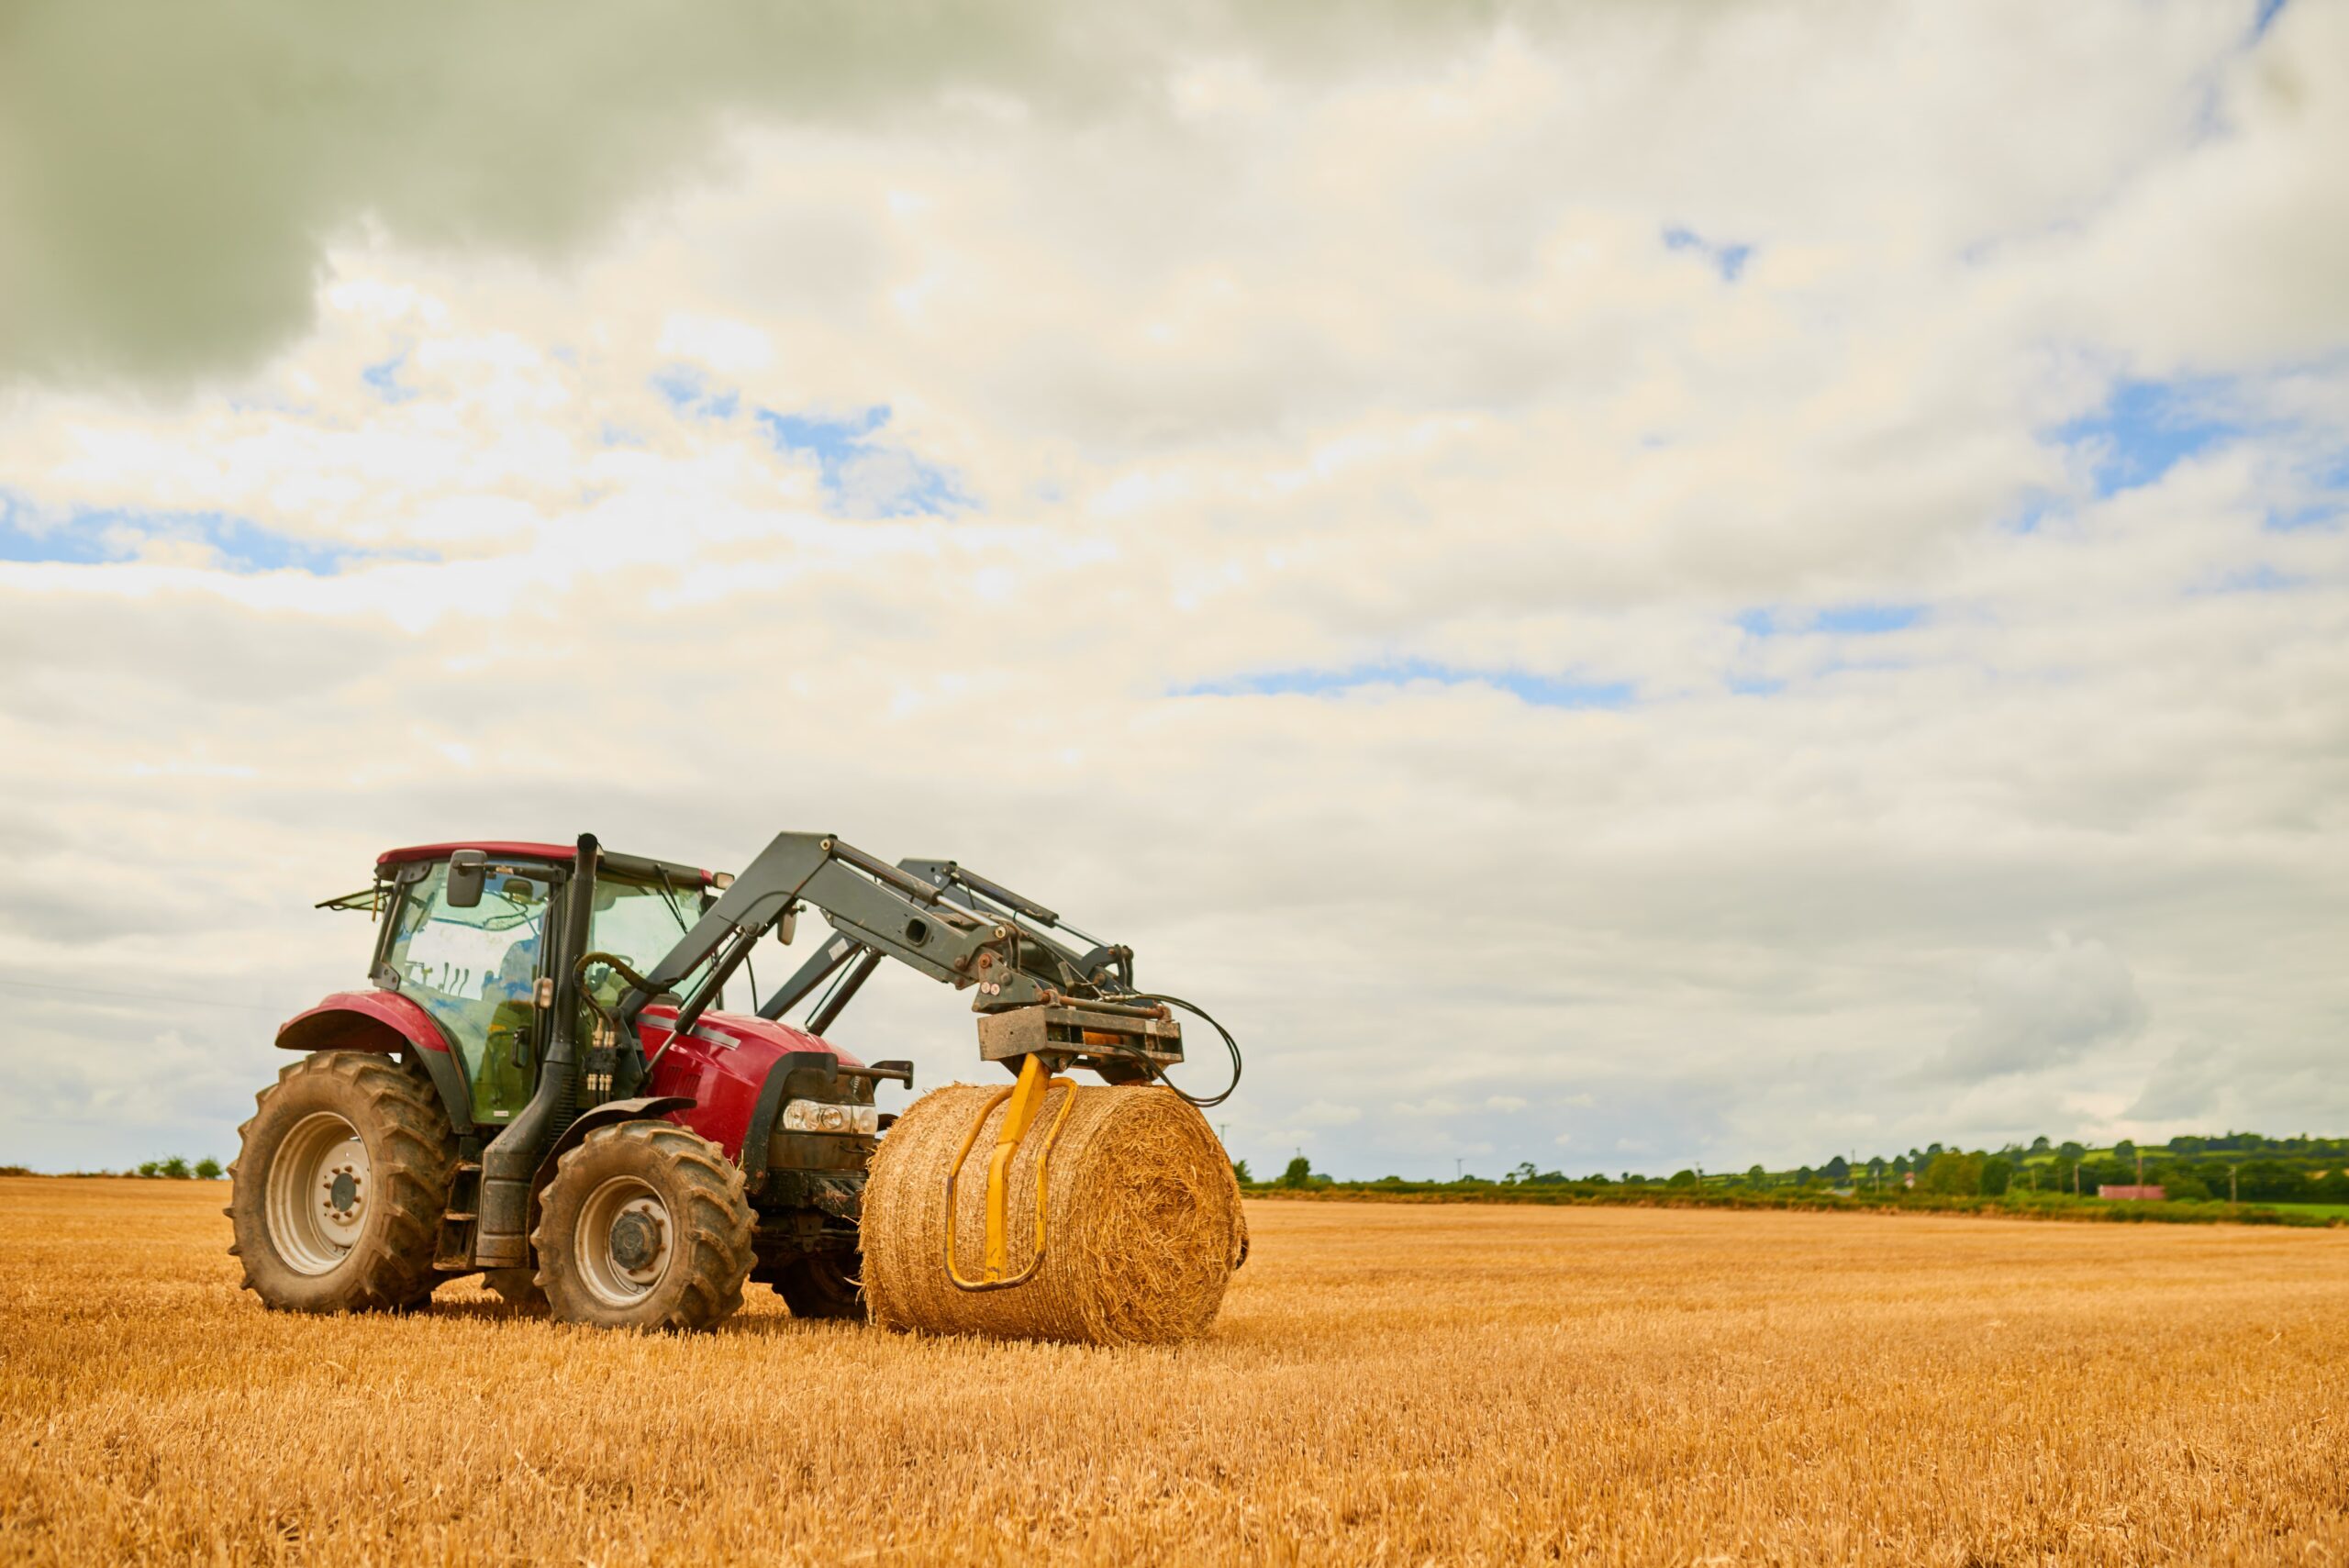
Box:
941;1053;1077;1292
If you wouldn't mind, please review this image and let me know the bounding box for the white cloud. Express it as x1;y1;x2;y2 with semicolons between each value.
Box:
0;0;2343;1180
656;313;775;374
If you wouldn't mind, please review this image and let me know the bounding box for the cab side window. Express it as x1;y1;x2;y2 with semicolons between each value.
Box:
384;863;551;1124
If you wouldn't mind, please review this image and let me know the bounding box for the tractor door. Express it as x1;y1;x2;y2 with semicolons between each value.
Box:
382;862;554;1127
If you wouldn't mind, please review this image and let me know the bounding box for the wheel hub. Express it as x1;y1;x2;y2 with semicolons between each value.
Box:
265;1112;371;1276
574;1176;674;1304
609;1208;663;1272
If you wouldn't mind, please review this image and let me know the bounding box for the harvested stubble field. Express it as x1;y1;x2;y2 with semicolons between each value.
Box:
3;1178;2345;1566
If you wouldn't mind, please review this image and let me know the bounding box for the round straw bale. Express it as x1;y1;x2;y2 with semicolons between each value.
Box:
862;1080;1245;1346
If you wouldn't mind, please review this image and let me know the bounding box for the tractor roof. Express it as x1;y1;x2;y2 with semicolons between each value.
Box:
375;840;718;886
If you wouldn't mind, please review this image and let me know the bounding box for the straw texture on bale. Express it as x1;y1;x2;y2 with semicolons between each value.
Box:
863;1081;1245;1346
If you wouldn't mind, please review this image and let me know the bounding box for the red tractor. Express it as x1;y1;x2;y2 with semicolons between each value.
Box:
229;831;1218;1329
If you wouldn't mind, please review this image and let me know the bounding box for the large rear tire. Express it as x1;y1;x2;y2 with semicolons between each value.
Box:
773;1252;866;1321
533;1121;754;1331
228;1051;456;1313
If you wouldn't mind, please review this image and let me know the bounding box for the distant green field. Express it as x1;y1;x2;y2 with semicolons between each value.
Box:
2261;1203;2349;1220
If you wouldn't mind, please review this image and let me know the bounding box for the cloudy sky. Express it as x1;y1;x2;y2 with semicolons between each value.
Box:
2;0;2342;1178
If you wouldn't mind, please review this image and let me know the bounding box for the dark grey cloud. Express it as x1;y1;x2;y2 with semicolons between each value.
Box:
2125;1042;2231;1121
0;0;1521;385
1922;934;2149;1083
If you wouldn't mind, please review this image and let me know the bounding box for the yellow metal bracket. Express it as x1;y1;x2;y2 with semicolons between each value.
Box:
941;1053;1076;1292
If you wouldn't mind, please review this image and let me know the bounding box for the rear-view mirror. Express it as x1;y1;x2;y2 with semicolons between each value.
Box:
446;851;486;908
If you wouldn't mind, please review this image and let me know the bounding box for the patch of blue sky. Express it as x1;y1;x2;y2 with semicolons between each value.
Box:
2267;499;2343;532
2266;450;2349;531
2204;564;2304;595
1738;603;1923;637
0;494;393;574
760;406;890;457
0;493;113;564
2054;376;2241;497
755;405;969;519
1180;660;1633;709
1663;225;1753;283
361;353;417;405
2001;490;2063;535
201;516;378;573
651;365;740;421
1815;603;1924;634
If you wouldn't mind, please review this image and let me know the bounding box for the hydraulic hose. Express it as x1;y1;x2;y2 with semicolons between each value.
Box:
1107;991;1243;1110
575;951;662;1055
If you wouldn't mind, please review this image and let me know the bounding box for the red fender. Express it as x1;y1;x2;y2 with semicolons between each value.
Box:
276;989;452;1055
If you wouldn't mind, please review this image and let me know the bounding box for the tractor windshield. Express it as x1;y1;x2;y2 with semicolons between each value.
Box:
585;876;714;1013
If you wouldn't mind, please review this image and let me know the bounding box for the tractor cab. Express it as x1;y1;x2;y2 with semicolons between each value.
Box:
365;841;718;1127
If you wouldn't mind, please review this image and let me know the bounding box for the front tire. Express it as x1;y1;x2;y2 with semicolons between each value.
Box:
533;1121;754;1330
228;1051;456;1313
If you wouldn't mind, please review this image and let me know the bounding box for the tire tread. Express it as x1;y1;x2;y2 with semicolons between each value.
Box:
228;1050;456;1313
533;1120;753;1331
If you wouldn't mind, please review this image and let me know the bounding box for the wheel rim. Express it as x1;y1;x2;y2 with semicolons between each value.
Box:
265;1111;371;1275
574;1175;673;1307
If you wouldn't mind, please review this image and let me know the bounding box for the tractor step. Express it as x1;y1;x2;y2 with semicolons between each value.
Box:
435;1161;485;1271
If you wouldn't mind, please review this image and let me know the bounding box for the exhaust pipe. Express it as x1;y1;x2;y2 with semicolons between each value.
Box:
475;831;597;1268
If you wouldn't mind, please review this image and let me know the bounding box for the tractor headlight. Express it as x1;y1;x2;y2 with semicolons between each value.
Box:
781;1099;878;1136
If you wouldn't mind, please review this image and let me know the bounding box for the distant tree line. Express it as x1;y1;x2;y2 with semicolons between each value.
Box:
1757;1133;2349;1205
132;1156;225;1180
0;1157;228;1179
1239;1131;2349;1207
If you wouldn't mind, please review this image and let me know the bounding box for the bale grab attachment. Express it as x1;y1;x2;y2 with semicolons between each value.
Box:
612;831;1237;1296
940;1053;1078;1290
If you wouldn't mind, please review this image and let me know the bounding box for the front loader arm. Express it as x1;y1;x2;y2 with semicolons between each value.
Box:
624;832;1004;1038
896;859;1136;994
621;833;1177;1082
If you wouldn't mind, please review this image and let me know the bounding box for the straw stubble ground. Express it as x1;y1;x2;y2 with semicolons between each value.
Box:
2;1176;2344;1565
